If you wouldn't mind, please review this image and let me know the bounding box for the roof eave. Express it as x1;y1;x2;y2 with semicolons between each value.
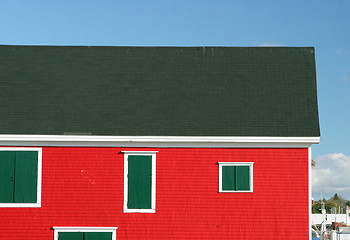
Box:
0;134;320;148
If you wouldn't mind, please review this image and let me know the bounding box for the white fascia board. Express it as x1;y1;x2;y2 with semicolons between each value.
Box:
0;135;320;148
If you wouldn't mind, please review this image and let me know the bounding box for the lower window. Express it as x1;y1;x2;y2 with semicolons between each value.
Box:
53;227;117;240
218;162;253;192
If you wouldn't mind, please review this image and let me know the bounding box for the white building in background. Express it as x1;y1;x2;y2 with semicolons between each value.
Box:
312;206;350;226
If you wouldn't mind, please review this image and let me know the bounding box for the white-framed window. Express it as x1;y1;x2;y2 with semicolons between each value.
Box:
122;151;157;213
53;227;117;240
0;147;42;207
218;162;253;193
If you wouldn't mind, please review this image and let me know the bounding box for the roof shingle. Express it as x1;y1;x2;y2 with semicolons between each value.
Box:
0;46;320;137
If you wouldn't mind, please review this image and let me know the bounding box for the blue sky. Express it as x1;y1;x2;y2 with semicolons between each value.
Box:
1;0;349;199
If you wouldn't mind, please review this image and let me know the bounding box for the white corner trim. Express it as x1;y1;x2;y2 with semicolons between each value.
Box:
0;135;320;147
308;147;312;240
123;151;156;213
0;147;42;208
53;227;117;240
218;162;254;193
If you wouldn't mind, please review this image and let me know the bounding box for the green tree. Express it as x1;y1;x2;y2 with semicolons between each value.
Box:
334;193;339;200
312;194;350;214
312;202;321;213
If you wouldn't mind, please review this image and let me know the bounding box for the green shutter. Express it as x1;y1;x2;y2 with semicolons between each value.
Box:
222;166;235;191
14;151;38;203
235;166;250;191
58;232;112;240
84;232;112;240
222;165;251;191
127;155;152;209
0;152;16;203
58;232;84;240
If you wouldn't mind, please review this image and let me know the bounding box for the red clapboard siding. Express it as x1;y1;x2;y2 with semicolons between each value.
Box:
0;147;309;239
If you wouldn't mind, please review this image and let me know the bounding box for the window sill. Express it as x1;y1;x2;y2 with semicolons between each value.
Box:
124;209;156;213
0;202;41;208
219;190;253;193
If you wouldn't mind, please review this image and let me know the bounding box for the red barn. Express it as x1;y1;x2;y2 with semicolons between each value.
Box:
0;46;320;239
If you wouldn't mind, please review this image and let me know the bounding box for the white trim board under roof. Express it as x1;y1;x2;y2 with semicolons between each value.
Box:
0;135;320;147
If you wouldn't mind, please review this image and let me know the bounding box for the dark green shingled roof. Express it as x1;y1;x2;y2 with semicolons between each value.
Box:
0;45;320;137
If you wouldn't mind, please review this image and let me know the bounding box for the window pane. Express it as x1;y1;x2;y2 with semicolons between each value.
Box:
235;166;250;191
85;232;112;240
58;232;83;240
128;155;152;209
14;151;38;203
0;152;15;203
222;166;235;191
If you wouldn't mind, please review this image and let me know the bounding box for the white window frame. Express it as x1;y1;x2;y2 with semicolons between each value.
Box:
53;227;117;240
122;151;157;213
0;147;42;207
218;162;254;193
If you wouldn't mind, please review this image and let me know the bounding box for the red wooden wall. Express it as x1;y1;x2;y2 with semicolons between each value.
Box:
0;147;309;239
